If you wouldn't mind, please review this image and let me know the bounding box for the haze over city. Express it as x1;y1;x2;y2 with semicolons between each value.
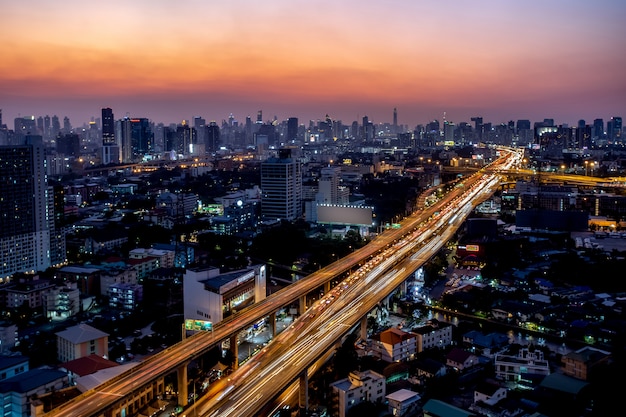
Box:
1;0;625;126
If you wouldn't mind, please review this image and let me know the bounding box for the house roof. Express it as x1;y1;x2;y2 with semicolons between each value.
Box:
372;327;415;345
0;355;28;371
447;347;474;363
386;388;419;402
415;358;445;374
0;369;67;394
423;399;477;417
56;323;109;343
62;354;119;376
539;373;589;395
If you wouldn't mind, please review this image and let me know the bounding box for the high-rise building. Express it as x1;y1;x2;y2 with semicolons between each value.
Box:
260;149;302;221
592;118;604;141
101;107;119;164
608;117;622;143
287;117;298;143
393;107;398;131
14;116;37;136
206;121;220;153
0;143;51;281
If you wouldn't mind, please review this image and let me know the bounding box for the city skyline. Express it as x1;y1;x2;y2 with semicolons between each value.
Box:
1;1;625;127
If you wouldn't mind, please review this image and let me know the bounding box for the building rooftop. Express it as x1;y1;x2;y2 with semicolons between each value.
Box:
0;368;67;394
55;323;109;344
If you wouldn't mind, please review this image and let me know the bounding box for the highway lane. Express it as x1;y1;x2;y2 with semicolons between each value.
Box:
44;147;521;417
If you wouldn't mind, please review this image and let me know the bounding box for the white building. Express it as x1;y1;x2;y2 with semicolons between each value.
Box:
183;265;266;327
330;370;386;417
494;347;550;382
386;388;421;417
413;321;453;352
260;149;302;221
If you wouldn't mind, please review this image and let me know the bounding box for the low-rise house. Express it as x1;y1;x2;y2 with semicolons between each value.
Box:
446;347;479;372
562;346;611;381
386;388;421;417
330;370;386;417
413;358;447;383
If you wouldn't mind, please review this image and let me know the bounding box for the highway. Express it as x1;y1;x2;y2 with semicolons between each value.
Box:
44;147;521;417
182;148;522;417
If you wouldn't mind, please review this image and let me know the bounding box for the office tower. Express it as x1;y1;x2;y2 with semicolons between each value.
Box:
443;121;455;144
245;116;253;145
260;149;302;221
206;121;220;153
592;118;604;140
117;117;153;161
0;143;51;281
193;116;206;151
14;116;37;136
43;115;51;141
101;107;119;164
607;117;622;142
287;117;298;143
37;116;44;135
63;116;71;133
175;121;192;157
393;108;398;131
256;110;263;124
0;109;2;127
51;116;61;139
56;133;80;157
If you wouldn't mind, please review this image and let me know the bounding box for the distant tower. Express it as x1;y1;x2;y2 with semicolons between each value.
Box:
393;108;398;130
287;117;298;143
256;110;263;124
101;107;119;164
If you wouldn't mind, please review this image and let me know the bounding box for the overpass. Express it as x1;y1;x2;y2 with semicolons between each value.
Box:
43;148;522;417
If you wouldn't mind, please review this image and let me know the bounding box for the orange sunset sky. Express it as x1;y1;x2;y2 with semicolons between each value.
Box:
1;0;625;127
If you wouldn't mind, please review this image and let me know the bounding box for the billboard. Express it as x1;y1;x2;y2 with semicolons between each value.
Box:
185;319;213;332
317;204;373;226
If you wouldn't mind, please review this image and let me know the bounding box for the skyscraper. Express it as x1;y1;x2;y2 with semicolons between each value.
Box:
287;117;299;143
393;108;398;132
102;108;115;145
260;149;302;221
0;143;51;281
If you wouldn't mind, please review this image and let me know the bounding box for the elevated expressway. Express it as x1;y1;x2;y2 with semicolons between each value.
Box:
44;148;522;417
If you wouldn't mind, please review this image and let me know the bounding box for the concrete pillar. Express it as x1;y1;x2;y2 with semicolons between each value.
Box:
299;370;309;414
269;311;276;338
360;315;368;341
177;362;189;407
323;281;331;295
299;295;307;315
230;334;239;370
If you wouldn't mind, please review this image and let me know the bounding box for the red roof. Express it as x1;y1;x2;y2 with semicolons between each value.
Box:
373;327;416;345
62;354;119;376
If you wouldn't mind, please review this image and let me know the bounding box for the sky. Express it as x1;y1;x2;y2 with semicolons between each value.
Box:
1;0;625;128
